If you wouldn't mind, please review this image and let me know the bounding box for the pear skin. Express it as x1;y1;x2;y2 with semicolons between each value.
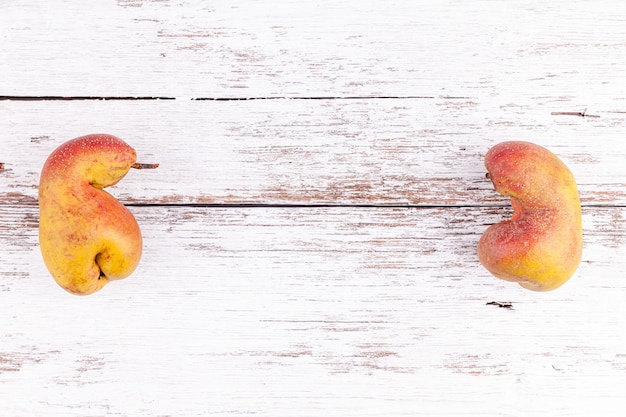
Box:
39;134;153;295
477;141;583;291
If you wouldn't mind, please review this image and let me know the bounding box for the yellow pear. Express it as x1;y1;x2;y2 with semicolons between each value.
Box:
478;141;583;291
39;134;158;295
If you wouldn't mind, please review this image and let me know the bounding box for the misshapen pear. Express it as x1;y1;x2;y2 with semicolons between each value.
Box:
477;141;583;291
39;134;158;295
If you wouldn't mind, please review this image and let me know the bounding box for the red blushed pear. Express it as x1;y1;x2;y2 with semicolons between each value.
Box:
39;134;158;295
477;141;583;291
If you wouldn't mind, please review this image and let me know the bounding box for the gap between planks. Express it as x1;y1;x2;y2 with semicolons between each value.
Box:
5;201;624;209
0;95;469;101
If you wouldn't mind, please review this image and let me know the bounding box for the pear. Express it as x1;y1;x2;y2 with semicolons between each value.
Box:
478;141;582;291
39;134;157;295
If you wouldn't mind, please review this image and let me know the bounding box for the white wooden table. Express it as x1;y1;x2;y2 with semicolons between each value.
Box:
2;1;626;415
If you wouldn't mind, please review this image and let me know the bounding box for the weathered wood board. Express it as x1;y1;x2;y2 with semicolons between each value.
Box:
1;99;625;206
2;205;626;416
2;0;626;416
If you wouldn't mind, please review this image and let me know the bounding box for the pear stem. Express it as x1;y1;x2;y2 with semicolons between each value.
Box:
131;162;159;169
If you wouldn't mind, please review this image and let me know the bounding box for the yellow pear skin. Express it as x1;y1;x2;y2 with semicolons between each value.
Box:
39;134;149;295
477;141;583;291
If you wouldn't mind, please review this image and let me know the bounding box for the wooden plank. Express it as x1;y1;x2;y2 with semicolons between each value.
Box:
1;204;626;415
1;0;625;101
1;99;625;206
3;1;626;415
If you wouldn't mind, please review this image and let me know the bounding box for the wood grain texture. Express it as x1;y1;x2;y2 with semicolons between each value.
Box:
1;205;626;416
1;99;625;206
1;0;625;101
2;0;626;415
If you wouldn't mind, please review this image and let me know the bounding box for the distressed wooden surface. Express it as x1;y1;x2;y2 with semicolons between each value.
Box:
2;204;626;416
2;1;626;416
2;99;626;206
2;0;626;101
